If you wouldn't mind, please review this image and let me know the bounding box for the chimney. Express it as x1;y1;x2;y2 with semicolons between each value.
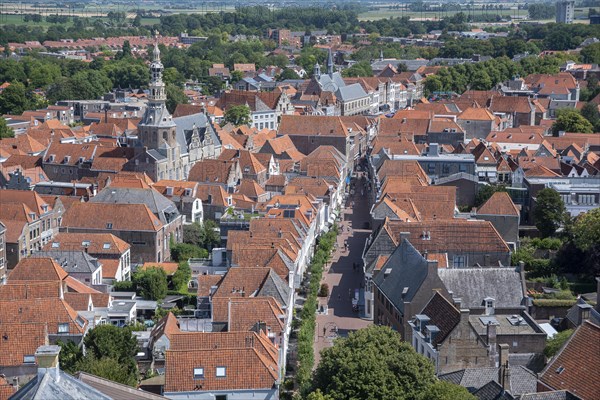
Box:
453;298;462;309
487;322;498;366
498;344;510;391
577;303;592;325
35;345;61;382
459;308;470;325
428;143;439;156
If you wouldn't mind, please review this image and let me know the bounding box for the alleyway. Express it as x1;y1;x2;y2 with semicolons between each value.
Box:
314;174;372;366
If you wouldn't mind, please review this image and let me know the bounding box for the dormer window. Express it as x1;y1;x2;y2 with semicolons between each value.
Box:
106;223;113;229
48;154;55;162
82;240;90;247
63;156;70;164
184;188;192;197
166;187;174;196
52;242;60;248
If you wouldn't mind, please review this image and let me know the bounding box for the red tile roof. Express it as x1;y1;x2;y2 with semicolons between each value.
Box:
61;202;164;232
165;331;278;393
45;232;130;255
0;323;48;367
9;257;68;282
477;192;520;217
539;321;600;400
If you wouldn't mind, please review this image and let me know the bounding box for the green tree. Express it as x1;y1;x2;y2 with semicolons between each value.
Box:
580;42;600;64
170;242;208;262
310;325;437;400
0;117;14;138
56;340;83;374
341;61;373;77
132;15;142;28
224;105;251;126
171;262;192;291
199;220;220;250
166;83;188;114
230;70;244;83
552;109;594;134
77;356;138;386
534;188;566;238
420;381;476;400
571;208;600;251
0;82;32;115
133;267;168;300
278;68;300;81
580;102;600;131
81;324;139;385
544;329;573;358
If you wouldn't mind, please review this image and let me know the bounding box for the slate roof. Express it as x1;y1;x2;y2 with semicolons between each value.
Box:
565;298;600;327
539;321;600;400
173;112;221;153
75;372;169;400
418;292;460;346
91;187;180;224
11;355;111;400
33;251;100;274
439;365;537;396
373;239;432;315
472;380;515;400
520;391;582;400
437;267;525;309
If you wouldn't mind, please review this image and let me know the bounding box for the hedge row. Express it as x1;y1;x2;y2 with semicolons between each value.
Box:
295;225;338;395
532;299;578;307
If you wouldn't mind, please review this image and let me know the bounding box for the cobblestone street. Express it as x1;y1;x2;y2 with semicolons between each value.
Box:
314;174;373;366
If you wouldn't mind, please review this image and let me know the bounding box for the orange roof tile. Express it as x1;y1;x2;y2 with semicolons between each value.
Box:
9;257;68;282
61;202;164;232
477;192;520;216
0;323;48;367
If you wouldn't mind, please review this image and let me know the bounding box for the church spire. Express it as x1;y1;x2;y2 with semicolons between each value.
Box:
314;62;321;78
149;34;166;103
327;48;334;77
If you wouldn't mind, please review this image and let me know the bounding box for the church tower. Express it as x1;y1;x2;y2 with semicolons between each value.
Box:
326;48;334;77
136;37;183;181
314;62;321;78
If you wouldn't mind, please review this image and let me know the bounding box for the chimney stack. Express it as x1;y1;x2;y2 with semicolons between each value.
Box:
487;322;498;366
35;345;61;382
498;344;510;391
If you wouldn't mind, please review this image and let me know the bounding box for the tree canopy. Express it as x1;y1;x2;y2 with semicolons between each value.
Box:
309;325;470;400
534;188;566;238
133;267;168;301
223;105;252;126
552;109;594;134
0;117;14;138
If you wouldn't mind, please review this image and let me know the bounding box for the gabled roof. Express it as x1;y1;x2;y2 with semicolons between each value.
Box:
459;107;496;121
278;115;352;137
437;267;525;309
45;232;131;255
0;189;51;215
213;267;290;308
418;292;460;346
9;257;68;282
477;192;520;217
439;365;537;396
0;323;48;367
0;281;63;301
91;186;180;224
0;297;87;335
373;239;433;315
379;219;510;255
61;202;164;232
539;321;600;400
165;331;278;393
150;312;181;345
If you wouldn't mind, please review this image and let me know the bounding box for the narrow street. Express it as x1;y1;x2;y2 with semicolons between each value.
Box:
313;174;373;366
